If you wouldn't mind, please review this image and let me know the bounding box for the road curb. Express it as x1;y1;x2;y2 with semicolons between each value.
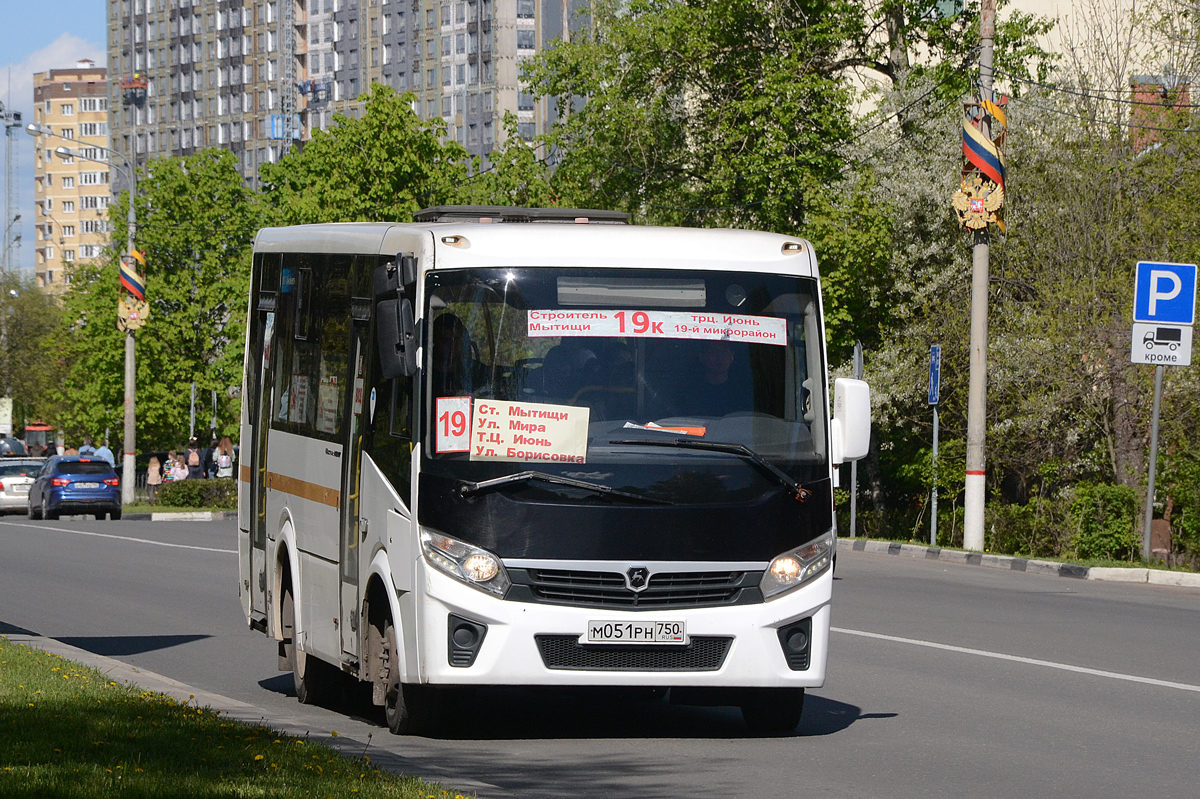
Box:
122;511;233;521
839;538;1200;589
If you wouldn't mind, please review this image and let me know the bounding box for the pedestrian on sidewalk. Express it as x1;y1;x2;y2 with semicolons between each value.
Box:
147;456;163;504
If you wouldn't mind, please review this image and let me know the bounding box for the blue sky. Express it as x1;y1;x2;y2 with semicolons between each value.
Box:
1;0;106;273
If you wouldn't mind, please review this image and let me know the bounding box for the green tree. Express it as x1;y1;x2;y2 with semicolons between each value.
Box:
457;113;560;208
527;0;860;233
261;84;472;224
845;0;1056;107
0;271;63;431
53;148;262;449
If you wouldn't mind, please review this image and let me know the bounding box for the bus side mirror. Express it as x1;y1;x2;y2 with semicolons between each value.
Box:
374;256;418;379
377;297;417;379
830;378;870;464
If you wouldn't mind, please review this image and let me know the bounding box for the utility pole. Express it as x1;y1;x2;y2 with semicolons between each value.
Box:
1;98;22;273
962;0;996;552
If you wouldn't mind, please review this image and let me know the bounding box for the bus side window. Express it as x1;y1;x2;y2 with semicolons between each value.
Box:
366;371;414;507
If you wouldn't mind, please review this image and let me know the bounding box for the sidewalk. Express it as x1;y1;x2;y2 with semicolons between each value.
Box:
839;537;1200;589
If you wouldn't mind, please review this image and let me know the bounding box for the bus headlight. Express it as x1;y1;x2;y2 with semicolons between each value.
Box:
760;532;834;599
420;529;511;597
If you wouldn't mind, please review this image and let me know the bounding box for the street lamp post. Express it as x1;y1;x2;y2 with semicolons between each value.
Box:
27;123;140;505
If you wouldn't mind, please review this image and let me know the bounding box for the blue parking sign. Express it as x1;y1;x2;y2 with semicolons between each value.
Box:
1134;262;1197;325
928;345;941;405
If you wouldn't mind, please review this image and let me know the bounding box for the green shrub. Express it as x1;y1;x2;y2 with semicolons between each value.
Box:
1068;483;1140;561
158;478;237;509
987;496;1070;558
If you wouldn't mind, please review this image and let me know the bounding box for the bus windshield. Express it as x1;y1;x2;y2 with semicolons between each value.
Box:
422;267;828;508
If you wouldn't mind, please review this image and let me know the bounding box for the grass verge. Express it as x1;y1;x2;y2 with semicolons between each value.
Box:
0;637;466;798
121;504;231;515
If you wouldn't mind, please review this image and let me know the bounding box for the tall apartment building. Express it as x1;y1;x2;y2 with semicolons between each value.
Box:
108;0;590;190
31;60;111;294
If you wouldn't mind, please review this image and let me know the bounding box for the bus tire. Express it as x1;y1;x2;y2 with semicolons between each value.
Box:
740;688;804;733
383;619;438;735
282;584;338;706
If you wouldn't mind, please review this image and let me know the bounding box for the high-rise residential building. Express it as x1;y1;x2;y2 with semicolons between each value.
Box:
107;0;590;190
31;60;111;294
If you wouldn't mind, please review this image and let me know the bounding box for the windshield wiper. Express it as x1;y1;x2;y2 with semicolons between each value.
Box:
608;438;816;502
458;470;672;505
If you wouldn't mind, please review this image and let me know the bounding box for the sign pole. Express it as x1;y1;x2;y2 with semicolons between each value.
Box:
849;341;863;538
1142;365;1165;562
932;406;940;546
1130;261;1197;562
928;344;942;547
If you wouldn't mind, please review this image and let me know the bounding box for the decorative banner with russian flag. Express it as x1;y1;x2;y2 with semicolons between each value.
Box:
962;112;1006;189
120;251;146;302
117;250;149;332
953;97;1008;232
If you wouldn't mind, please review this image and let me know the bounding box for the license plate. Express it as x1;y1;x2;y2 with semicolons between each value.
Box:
75;482;101;489
12;485;28;494
584;620;687;645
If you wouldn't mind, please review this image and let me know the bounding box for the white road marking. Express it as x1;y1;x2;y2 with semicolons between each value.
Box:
0;520;236;554
833;626;1200;694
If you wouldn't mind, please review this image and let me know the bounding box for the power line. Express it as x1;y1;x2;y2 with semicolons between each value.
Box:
1007;94;1199;133
994;67;1200;108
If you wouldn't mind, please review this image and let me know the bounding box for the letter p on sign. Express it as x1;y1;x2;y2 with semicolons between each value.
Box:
1149;271;1181;315
1134;262;1197;325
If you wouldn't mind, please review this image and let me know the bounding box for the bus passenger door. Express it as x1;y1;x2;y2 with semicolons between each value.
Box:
339;322;368;658
247;301;277;630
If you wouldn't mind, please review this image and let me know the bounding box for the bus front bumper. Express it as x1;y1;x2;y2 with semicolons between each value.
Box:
414;561;832;688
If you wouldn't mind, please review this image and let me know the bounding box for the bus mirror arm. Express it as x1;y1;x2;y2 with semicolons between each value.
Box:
376;297;417;379
374;255;417;298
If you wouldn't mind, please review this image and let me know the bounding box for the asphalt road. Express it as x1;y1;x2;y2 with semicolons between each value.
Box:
2;516;1199;798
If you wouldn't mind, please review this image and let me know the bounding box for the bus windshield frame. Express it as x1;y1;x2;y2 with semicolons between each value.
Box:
420;266;829;514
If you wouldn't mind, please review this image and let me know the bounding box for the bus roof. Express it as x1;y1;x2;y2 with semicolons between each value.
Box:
253;221;819;277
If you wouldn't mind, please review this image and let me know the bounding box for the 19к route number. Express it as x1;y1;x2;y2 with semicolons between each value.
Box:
585;620;687;645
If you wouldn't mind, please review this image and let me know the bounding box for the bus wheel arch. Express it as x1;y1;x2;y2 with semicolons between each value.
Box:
278;545;338;705
363;568;436;734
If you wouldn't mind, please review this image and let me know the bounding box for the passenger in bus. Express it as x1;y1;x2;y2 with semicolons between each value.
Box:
542;339;599;399
678;339;751;416
432;312;483;397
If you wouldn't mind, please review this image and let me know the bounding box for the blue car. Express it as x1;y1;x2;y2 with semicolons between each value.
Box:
27;456;122;521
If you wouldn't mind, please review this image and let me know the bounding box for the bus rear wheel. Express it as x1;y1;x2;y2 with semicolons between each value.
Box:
740;688;804;733
281;585;339;705
382;619;439;735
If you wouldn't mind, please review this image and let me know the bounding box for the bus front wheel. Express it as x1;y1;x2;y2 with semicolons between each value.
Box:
382;619;439;735
740;688;805;733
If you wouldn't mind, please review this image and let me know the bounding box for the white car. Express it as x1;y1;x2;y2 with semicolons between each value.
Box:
0;459;44;514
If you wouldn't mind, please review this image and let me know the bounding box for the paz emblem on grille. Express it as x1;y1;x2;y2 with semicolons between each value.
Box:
625;567;651;593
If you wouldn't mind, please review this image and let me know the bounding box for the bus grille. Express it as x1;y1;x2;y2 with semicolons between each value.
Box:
535;635;733;671
510;569;763;610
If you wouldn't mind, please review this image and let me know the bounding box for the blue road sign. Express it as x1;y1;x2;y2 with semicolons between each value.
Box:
1134;262;1197;325
928;345;941;405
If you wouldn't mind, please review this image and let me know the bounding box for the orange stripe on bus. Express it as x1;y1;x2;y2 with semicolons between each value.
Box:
264;470;340;510
239;464;252;482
